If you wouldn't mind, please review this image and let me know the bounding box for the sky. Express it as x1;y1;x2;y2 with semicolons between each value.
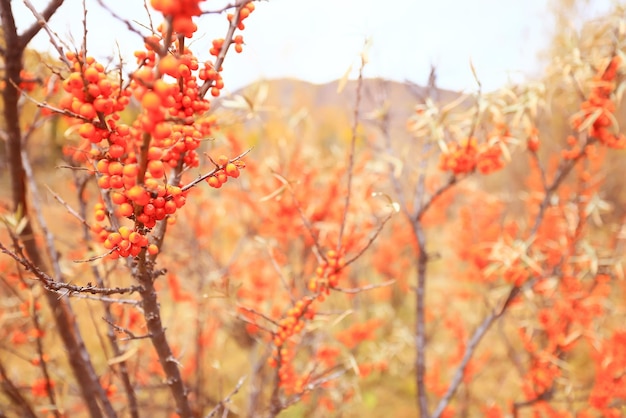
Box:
12;0;617;93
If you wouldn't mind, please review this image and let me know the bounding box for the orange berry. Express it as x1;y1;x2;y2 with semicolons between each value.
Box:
147;160;165;178
164;200;177;215
207;176;221;188
84;67;100;83
216;170;228;184
147;244;159;255
158;54;179;77
97;175;111;189
216;155;229;166
108;232;122;245
225;162;240;178
122;163;139;178
108;144;125;159
148;147;163;160
78;123;96;139
108;161;123;176
111;192;127;205
142;91;162;111
118;202;134;217
118;226;131;240
79;103;96;119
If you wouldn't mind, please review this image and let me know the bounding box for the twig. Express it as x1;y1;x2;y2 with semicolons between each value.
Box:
202;0;255;15
103;317;153;341
205;376;247;418
344;209;394;267
337;41;367;252
181;148;252;192
333;279;396;294
199;1;249;98
0;242;143;296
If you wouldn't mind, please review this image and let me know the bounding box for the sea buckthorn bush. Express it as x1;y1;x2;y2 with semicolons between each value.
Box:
1;1;626;418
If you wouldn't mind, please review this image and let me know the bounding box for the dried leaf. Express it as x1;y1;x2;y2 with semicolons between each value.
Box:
337;63;353;94
108;346;138;365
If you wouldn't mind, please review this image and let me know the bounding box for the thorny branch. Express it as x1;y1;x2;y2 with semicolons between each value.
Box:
0;242;143;296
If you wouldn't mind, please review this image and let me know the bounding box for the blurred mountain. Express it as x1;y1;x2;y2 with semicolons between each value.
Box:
217;77;462;139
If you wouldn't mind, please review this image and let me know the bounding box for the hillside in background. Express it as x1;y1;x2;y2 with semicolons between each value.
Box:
216;77;463;141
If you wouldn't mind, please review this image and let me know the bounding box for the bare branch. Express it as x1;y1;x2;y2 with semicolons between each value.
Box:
0;242;143;296
333;279;396;294
181;148;252;192
19;0;64;48
337;40;367;252
22;0;71;67
205;376;247;418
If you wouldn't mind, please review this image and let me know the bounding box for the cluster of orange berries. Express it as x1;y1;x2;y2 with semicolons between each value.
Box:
204;2;255;97
227;1;255;31
60;54;129;142
270;297;315;350
268;297;316;390
18;69;39;92
97;224;159;258
572;56;625;149
526;126;540;153
206;155;244;188
150;0;204;37
55;2;249;260
439;136;504;175
307;250;346;295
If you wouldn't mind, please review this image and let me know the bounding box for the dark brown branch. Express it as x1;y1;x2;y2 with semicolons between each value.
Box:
0;243;142;296
0;360;38;418
18;0;64;49
22;0;71;67
103;317;153;341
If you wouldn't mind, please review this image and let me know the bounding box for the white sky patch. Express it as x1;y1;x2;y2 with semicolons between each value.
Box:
13;0;615;93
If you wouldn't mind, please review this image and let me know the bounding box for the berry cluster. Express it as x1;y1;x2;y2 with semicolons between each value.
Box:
206;2;255;97
149;0;204;38
227;1;255;31
439;136;504;175
267;297;316;391
572;56;625;150
206;155;243;188
57;3;252;259
307;250;346;296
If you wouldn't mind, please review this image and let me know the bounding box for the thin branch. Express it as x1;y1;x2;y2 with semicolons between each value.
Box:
22;0;71;67
205;376;247;418
19;0;64;49
333;279;396;294
181;148;252;192
46;185;91;228
237;305;280;328
199;1;249;98
0;243;143;296
337;43;366;251
415;175;459;222
202;0;255;15
103;317;153;341
344;209;394;267
0;360;38;418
